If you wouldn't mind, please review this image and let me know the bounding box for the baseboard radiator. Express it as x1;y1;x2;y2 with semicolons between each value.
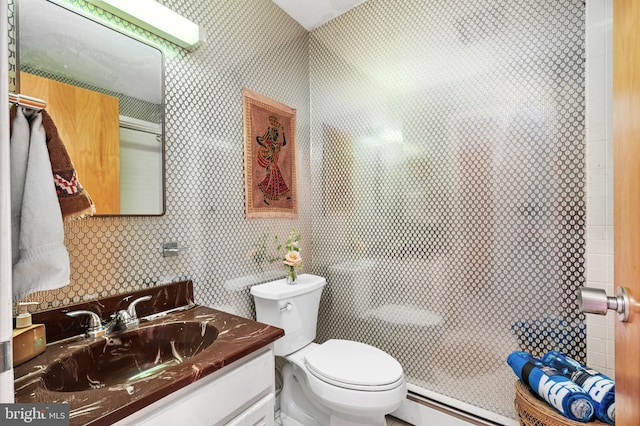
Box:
390;384;519;426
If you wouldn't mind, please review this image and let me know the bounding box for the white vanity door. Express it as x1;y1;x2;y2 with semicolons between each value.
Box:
115;347;275;426
224;393;274;426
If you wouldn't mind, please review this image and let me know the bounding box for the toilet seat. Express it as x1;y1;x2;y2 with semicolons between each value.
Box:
305;339;404;391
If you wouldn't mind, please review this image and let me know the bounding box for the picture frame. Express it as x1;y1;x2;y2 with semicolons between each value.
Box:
242;88;298;219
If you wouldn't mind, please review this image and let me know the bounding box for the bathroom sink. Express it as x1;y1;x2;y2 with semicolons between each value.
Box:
41;321;219;392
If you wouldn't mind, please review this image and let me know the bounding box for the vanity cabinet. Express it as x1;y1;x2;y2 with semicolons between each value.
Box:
15;283;285;426
115;347;276;426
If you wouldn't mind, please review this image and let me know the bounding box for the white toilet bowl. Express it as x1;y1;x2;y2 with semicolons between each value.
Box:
251;274;407;426
280;341;406;426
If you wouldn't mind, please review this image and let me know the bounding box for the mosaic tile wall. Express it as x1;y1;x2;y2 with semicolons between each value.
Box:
310;0;585;419
9;0;312;319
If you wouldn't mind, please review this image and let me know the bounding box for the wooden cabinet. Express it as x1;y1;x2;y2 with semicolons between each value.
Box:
19;72;120;214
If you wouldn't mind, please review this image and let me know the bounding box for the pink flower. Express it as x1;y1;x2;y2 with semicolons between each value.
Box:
284;251;302;267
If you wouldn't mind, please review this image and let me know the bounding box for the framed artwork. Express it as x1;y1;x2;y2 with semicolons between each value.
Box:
242;88;298;219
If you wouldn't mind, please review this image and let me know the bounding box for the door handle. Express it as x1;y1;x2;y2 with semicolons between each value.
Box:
578;287;630;322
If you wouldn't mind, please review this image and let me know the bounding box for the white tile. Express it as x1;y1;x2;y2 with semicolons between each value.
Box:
605;71;613;140
586;183;606;199
605;146;614;170
605;179;613;200
586;253;607;269
586;225;606;241
587;238;608;255
606;354;616;369
604;0;613;20
586;157;606;173
606;367;615;379
606;338;615;356
587;341;604;355
605;313;616;329
587;204;608;225
587;313;607;326
604;266;614;283
588;268;608;283
587;210;607;229
586;137;606;154
605;226;614;241
584;281;607;292
586;29;605;59
590;324;607;340
586;73;607;141
588;164;607;179
586;0;606;27
587;171;607;188
587;196;607;211
605;254;614;272
588;350;606;368
605;237;614;255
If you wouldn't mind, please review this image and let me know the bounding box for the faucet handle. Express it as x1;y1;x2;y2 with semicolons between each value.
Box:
126;295;152;321
66;310;106;338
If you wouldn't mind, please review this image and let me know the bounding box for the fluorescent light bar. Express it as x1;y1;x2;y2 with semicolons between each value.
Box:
85;0;203;50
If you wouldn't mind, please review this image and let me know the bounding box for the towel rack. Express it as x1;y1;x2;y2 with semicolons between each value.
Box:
8;93;46;111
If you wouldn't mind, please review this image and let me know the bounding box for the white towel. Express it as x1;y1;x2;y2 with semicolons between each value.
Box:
11;107;70;302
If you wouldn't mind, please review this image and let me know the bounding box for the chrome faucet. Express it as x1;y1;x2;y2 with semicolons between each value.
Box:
111;295;152;331
66;310;107;338
66;295;152;338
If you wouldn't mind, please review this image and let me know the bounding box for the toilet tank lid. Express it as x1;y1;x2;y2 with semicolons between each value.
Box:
250;274;326;300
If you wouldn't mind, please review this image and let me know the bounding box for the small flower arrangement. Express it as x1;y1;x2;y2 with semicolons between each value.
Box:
276;228;302;284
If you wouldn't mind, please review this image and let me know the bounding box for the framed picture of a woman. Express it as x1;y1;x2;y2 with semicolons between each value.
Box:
242;88;298;219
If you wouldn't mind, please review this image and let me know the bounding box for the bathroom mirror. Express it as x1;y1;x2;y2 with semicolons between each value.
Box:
16;0;165;216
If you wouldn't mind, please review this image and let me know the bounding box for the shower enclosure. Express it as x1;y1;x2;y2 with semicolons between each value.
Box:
310;0;585;419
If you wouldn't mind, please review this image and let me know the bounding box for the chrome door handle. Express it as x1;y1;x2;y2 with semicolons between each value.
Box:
578;287;630;322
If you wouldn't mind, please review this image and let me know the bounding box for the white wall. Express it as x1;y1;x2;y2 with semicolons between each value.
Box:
585;0;615;378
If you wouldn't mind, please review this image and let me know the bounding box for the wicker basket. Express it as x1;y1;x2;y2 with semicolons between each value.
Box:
514;380;607;426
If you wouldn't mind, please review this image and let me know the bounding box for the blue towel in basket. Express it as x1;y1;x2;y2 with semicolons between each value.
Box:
507;351;594;422
541;351;615;424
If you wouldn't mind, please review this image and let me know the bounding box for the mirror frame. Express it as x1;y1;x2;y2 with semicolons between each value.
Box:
15;0;166;217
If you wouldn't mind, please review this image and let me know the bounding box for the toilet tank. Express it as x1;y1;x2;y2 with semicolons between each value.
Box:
250;274;326;356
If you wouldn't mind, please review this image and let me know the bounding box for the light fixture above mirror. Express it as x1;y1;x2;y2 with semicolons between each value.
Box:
84;0;205;50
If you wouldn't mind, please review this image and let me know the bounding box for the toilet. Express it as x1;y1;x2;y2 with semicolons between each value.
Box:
251;274;407;426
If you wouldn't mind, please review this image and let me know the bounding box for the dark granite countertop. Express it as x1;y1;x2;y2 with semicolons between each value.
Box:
13;281;284;426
